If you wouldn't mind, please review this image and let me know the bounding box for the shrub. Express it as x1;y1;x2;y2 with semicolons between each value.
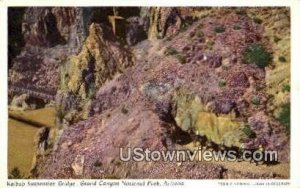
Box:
184;16;198;26
164;46;186;64
121;106;129;114
274;36;281;43
8;167;24;179
196;31;204;38
251;96;260;105
255;84;265;91
214;26;226;33
242;124;256;138
218;79;227;87
233;24;241;30
164;47;178;56
156;33;163;39
282;84;290;93
206;40;215;50
253;17;263;24
222;65;229;70
243;43;272;68
200;14;208;19
175;53;187;64
279;56;287;63
224;10;231;14
277;103;290;134
235;10;246;15
180;24;188;32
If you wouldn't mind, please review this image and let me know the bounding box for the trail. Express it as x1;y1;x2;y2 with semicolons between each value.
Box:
184;143;289;178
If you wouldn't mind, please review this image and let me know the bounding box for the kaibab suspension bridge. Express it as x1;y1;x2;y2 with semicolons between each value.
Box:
9;85;56;102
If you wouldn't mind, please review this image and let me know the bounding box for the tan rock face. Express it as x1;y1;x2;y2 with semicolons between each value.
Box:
58;23;134;125
10;94;30;110
172;91;246;147
71;155;85;176
62;23;133;98
148;7;187;39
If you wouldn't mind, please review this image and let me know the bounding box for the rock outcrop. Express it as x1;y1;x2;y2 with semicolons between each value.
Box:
172;91;246;147
57;23;134;126
22;7;86;48
9;7;86;95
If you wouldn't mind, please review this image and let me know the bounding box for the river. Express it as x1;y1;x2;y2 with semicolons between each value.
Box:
8;107;55;177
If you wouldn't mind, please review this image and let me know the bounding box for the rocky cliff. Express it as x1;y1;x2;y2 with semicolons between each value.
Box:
57;23;134;127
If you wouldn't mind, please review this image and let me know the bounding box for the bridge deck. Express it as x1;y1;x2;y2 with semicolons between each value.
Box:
8;85;56;101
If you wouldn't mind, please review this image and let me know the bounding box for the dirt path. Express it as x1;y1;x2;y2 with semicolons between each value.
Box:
183;143;289;178
212;160;289;178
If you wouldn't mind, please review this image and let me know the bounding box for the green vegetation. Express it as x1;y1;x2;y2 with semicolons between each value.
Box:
251;95;260;105
255;84;265;91
233;24;241;30
235;10;246;15
180;24;188;32
196;31;204;38
156;33;163;39
8;167;24;179
218;79;227;87
243;43;272;68
222;65;229;71
121;106;129;114
224;10;231;14
206;40;215;50
164;46;186;64
164;47;178;56
277;103;290;134
214;26;226;33
279;56;287;63
180;16;198;32
282;84;290;93
175;53;187;64
253;17;263;24
200;14;208;19
274;36;281;43
114;160;122;167
242;124;256;138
